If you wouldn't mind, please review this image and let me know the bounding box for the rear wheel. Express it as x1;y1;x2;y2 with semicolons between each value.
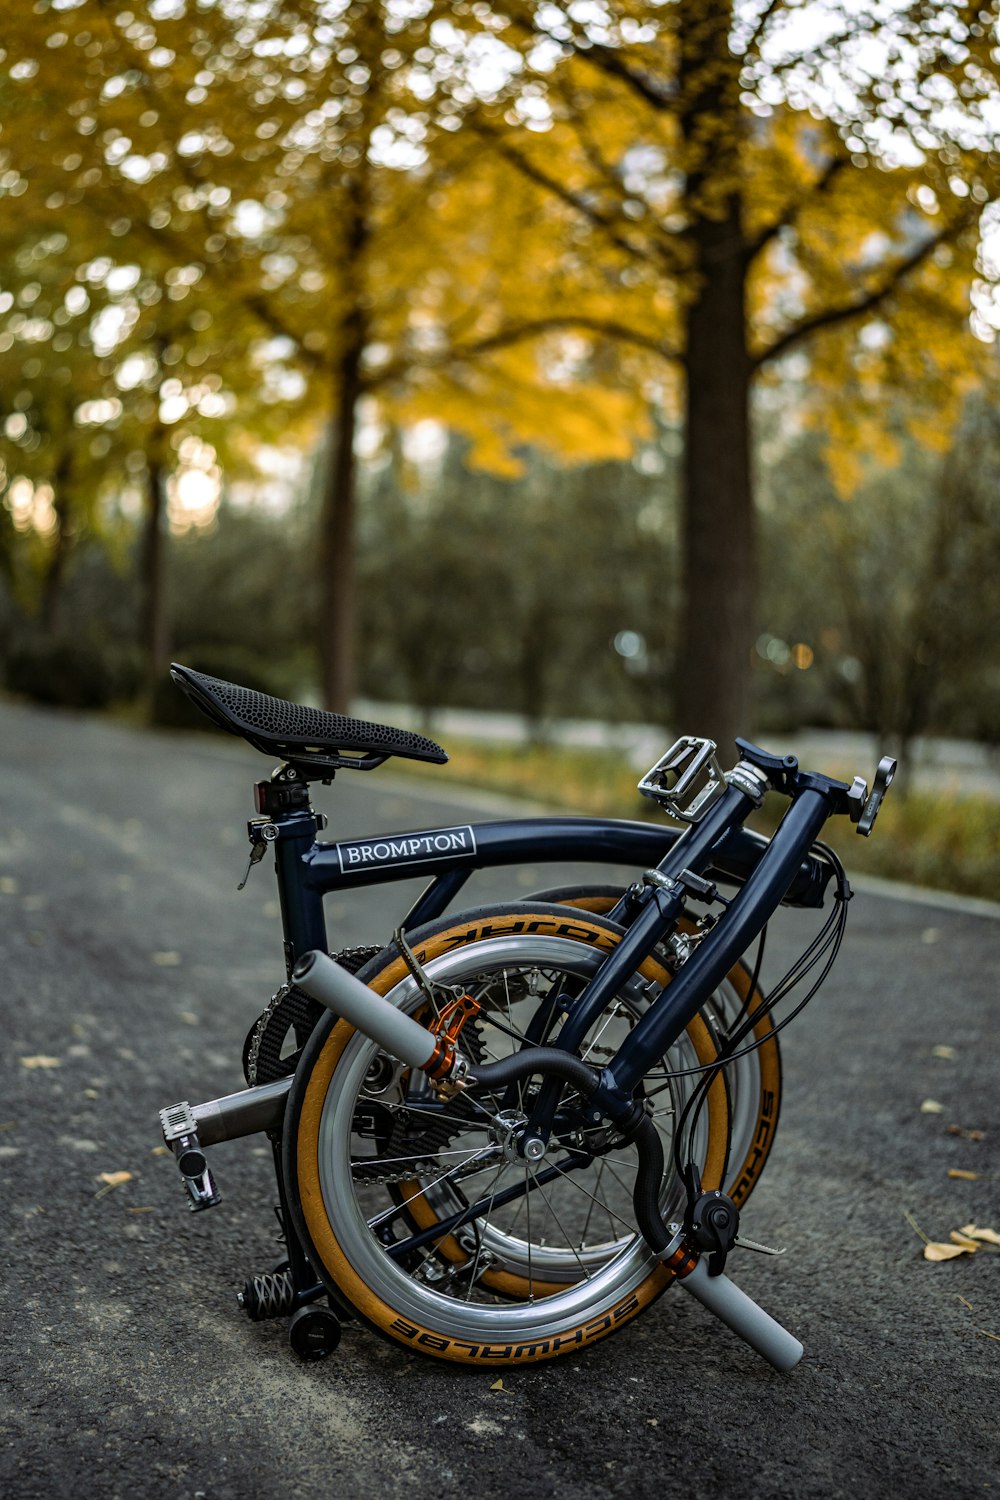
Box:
284;905;734;1366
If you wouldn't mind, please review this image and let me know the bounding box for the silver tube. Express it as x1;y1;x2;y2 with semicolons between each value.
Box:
679;1259;804;1372
191;1076;291;1146
293;949;437;1069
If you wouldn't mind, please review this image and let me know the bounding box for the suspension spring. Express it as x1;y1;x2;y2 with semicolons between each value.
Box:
238;1268;296;1322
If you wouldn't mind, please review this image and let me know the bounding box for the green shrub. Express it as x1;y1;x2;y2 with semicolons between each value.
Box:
4;637;142;710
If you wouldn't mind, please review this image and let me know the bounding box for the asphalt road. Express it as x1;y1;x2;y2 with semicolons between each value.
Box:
1;700;997;1500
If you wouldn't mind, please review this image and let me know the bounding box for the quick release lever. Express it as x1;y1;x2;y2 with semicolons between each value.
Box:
238;819;278;890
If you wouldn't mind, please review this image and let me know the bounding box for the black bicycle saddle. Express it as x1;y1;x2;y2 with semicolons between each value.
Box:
170;663;448;776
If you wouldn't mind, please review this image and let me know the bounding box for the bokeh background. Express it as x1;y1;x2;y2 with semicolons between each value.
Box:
2;1;998;891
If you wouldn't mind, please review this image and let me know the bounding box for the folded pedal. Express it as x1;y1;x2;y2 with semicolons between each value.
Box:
159;1101;221;1211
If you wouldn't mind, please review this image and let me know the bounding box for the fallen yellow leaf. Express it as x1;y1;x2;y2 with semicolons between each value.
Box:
923;1241;972;1262
20;1055;61;1070
151;951;181;966
98;1171;133;1187
920;1099;945;1114
490;1379;505;1392
959;1225;1000;1247
948;1232;981;1251
931;1045;957;1059
948;1169;979;1180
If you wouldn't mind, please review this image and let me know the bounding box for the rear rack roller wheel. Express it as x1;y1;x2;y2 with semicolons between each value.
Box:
288;1304;342;1361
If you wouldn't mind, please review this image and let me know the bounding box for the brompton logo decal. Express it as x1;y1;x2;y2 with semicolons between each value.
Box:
335;825;477;874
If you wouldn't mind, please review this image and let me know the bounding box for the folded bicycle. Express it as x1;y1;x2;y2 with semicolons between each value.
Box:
158;664;895;1369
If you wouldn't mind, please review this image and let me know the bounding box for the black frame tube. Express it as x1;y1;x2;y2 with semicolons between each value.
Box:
267;811;832;968
607;790;836;1095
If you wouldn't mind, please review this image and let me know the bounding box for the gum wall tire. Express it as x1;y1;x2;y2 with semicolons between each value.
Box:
283;905;733;1367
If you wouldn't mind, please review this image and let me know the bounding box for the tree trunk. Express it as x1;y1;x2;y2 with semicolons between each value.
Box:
674;0;754;755
317;148;371;714
39;445;76;637
141;428;170;703
40;505;72;638
676;202;755;753
318;324;364;712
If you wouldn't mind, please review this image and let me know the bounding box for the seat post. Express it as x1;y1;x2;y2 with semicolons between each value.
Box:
261;773;329;977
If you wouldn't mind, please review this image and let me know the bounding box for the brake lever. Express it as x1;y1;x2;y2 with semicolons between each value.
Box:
682;1162;741;1277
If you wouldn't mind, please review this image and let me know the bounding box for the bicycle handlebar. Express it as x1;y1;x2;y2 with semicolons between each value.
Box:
293;950;440;1071
678;1258;804;1372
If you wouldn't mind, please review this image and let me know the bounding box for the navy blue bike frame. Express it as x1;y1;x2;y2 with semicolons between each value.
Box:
264;783;838;1125
269;807;829;964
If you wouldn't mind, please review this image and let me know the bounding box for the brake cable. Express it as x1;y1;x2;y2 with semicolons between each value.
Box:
670;843;851;1185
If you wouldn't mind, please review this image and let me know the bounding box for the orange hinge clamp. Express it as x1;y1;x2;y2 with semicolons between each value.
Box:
424;993;481;1081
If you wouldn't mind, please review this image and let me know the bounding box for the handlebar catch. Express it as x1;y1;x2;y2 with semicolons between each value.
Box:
852;756;897;836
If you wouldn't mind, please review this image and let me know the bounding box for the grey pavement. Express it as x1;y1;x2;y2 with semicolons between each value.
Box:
0;698;997;1500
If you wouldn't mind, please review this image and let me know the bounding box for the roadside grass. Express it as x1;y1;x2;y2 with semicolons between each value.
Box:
396;738;999;903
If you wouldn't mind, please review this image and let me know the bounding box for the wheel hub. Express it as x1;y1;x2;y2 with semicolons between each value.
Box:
489;1108;548;1164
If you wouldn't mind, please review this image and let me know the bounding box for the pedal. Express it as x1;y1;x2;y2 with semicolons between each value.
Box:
735;1234;787;1257
638;737;727;822
159;1101;222;1212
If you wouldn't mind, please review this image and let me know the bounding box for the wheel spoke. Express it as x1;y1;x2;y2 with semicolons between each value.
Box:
601;1157;641;1204
580;1000;625;1063
464;1159;511;1300
352;1145;490;1172
363;1146;499;1230
526;1168;595;1282
578;1157;605;1246
544;1155;638;1241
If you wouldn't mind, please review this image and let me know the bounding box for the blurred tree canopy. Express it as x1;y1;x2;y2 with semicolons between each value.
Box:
1;1;999;750
438;0;1000;744
758;390;1000;759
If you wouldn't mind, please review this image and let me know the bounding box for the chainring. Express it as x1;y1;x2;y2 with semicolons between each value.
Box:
242;944;383;1086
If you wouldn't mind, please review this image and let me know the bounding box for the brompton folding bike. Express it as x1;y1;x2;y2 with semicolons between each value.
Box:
158;664;896;1370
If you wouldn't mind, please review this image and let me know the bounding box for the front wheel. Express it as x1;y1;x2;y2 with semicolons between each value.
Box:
283;905;734;1366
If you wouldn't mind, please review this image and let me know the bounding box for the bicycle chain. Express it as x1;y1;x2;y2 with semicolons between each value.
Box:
243;945;383;1087
350;1158;464;1187
244;982;290;1087
349;1092;485;1185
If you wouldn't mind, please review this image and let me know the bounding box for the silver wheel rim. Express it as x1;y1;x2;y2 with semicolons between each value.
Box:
311;934;747;1341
